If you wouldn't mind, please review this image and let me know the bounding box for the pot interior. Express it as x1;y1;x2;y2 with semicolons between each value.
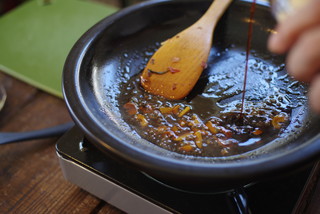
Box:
64;0;320;171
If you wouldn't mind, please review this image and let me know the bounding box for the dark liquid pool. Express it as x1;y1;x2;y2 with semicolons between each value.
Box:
118;44;307;157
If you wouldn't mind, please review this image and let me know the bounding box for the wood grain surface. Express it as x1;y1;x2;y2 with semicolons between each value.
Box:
0;72;123;213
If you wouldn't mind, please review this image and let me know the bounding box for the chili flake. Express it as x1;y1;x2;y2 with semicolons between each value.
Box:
123;102;138;115
172;83;177;90
201;61;208;69
168;67;180;73
272;114;287;129
178;106;191;117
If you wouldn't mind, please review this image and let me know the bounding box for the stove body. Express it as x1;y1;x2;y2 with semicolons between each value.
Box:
56;127;312;214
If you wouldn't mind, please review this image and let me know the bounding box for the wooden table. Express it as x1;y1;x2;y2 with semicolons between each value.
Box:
0;72;123;213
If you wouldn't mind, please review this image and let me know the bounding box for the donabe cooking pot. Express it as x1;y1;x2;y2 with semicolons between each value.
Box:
63;0;320;192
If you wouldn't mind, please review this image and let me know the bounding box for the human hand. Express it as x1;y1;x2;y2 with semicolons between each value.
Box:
268;0;320;113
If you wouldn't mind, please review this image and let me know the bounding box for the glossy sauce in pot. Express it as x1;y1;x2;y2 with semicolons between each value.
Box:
111;0;307;158
118;44;307;157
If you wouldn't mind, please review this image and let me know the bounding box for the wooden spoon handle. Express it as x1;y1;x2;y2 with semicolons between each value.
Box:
198;0;233;28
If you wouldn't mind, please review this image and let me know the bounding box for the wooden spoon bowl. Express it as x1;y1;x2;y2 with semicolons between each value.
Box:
141;0;232;99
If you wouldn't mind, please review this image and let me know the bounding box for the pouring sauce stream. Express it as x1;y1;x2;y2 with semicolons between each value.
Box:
240;0;257;115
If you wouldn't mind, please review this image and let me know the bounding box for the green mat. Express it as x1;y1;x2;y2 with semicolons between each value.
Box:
0;0;118;98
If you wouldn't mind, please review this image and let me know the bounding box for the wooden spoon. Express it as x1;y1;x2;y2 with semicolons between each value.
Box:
141;0;232;100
